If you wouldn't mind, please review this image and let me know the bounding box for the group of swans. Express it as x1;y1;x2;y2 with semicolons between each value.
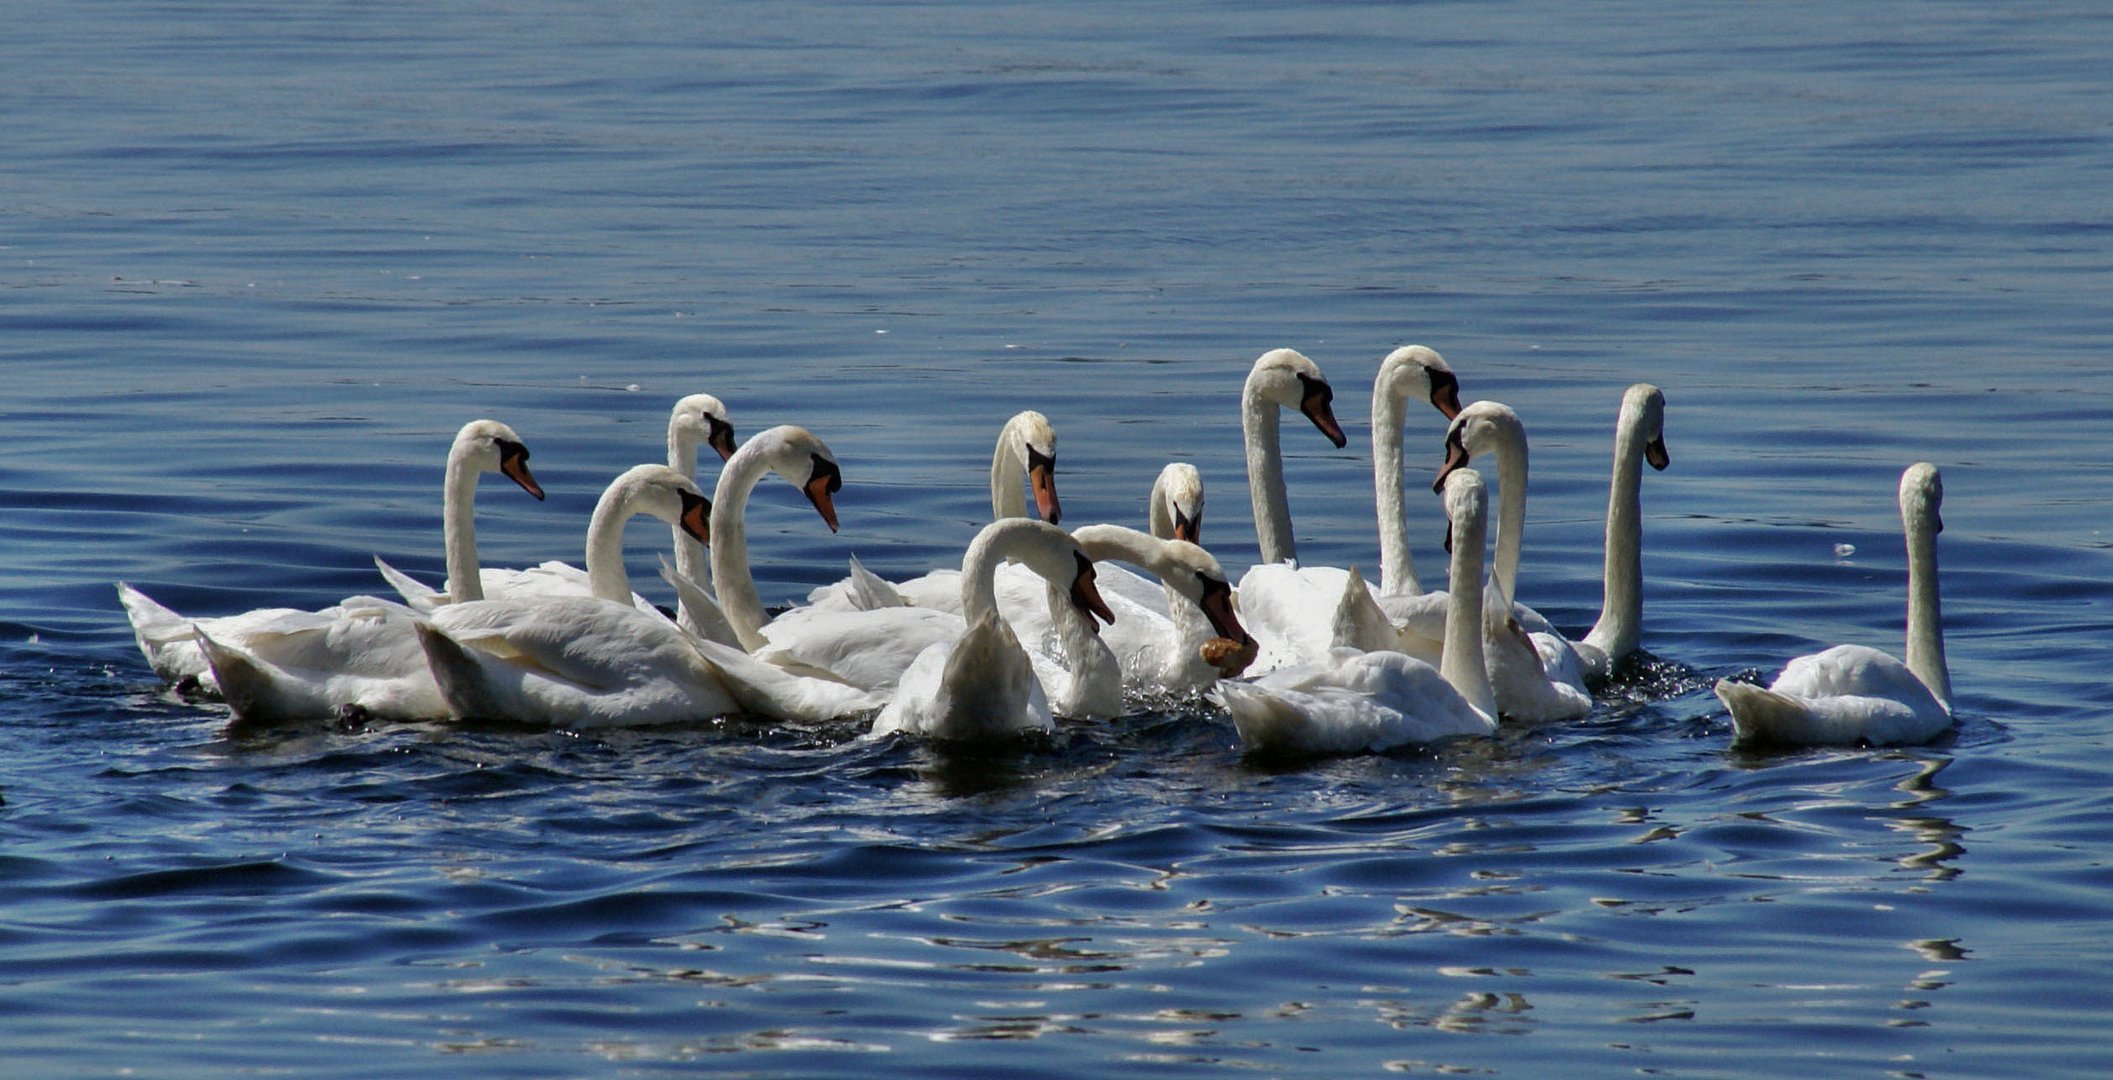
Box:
119;342;1955;753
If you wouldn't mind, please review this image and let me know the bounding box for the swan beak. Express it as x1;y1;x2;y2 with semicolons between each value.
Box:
1429;369;1464;420
805;454;843;533
1196;574;1251;647
1071;553;1116;627
497;439;546;501
1297;374;1349;448
1646;435;1670;471
707;418;738;463
1173;510;1201;545
1027;448;1062;525
678;490;712;546
1433;430;1472;493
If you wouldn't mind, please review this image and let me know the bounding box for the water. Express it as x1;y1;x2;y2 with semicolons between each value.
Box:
5;1;2112;1074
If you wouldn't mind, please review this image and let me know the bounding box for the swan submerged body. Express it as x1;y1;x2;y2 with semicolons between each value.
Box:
1715;463;1953;747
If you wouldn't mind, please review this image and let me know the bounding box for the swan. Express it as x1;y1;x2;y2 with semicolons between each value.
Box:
997;524;1254;694
1429;400;1592;722
179;464;712;725
663;394;741;643
1241;348;1348;565
1238;346;1460;673
118;418;544;691
806;410;1061;614
1714;463;1953;747
758;520;1116;711
868;519;1117;740
1211;468;1499;757
412;467;745;728
708;425;844;652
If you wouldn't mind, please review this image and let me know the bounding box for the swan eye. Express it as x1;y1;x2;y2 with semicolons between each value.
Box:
1026;446;1055;475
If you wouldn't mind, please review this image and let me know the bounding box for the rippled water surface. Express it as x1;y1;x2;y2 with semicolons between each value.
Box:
6;2;2112;1075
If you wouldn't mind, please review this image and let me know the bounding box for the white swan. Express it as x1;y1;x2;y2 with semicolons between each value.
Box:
708;425;844;652
869;519;1117;740
1212;468;1499;757
118;418;544;692
180;464;711;726
1714;463;1953;747
1242;348;1348;566
663;394;741;643
1238;346;1459;673
807;410;1061;614
412;466;742;729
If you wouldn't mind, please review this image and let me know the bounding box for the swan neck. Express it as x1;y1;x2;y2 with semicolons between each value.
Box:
1440;508;1497;719
1243;382;1295;564
1147;473;1175;540
990;427;1025;520
442;441;484;602
711;443;772;651
1491;433;1528;605
1371;377;1419;595
1583;413;1645;661
1904;505;1951;709
583;481;639;604
668;431;712;625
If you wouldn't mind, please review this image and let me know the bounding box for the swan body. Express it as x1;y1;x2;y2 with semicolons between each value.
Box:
656;557;887;722
1213;469;1498;756
119;419;543;694
869;519;1115;739
1239;346;1460;673
1715;463;1953;747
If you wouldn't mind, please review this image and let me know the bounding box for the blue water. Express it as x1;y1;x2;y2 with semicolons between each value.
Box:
6;1;2112;1074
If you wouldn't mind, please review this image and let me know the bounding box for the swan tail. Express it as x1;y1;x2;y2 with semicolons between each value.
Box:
655;555;743;648
1211;682;1312;756
194;629;284;724
414;622;497;721
374;556;445;611
841;554;908;611
1714;679;1815;746
116;582;208;684
1328;564;1400;654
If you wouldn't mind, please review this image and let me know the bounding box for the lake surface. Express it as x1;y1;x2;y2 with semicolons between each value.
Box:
5;1;2112;1074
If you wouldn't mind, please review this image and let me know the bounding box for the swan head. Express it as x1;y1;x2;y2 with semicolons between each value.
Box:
746;425;843;534
1247;348;1348;448
452;419;545;501
609;463;712;545
672;393;738;464
1623;384;1669;471
1433;401;1523;492
1071;523;1248;646
1002;410;1063;525
1379;345;1464;420
1152;462;1205;544
1901;462;1942;534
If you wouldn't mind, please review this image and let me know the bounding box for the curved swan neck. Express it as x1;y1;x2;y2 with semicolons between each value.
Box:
711;440;775;651
1583;404;1647;661
1440;488;1497;719
442;437;485;603
1243;376;1295;564
1371;368;1419;596
1147;471;1178;540
668;421;712;625
1904;479;1951;709
584;479;646;604
990;425;1026;520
